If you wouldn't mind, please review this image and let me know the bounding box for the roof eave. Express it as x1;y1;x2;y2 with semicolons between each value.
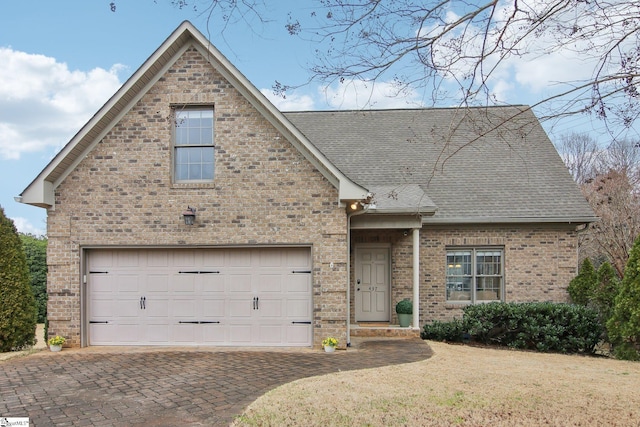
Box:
18;20;369;208
422;216;599;225
366;207;437;216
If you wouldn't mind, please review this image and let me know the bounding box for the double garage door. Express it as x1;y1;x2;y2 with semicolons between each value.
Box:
87;247;312;346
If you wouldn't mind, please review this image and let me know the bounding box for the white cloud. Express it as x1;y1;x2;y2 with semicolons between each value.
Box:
11;216;46;237
0;47;123;160
418;0;628;107
260;89;315;111
322;80;425;110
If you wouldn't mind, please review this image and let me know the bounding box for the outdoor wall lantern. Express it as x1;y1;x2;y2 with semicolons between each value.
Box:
182;206;196;225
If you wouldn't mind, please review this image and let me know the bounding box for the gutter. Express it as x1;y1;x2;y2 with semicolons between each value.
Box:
422;216;599;225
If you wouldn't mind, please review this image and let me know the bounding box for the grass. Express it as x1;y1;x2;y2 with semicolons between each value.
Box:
232;341;640;426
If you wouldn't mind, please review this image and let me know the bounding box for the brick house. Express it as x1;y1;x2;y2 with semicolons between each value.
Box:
19;21;596;348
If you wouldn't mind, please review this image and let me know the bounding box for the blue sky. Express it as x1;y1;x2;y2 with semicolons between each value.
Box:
0;1;633;236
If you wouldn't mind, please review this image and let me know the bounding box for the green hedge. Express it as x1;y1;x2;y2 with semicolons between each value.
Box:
421;302;602;354
0;206;37;351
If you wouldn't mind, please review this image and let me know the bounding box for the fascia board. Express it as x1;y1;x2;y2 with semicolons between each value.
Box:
19;25;194;208
52;44;191;190
422;216;599;224
19;21;368;208
18;180;54;208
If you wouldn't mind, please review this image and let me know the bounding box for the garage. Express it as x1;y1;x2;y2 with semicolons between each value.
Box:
86;247;313;346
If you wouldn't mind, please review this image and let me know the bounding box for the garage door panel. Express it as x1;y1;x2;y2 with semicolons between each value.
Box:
259;250;282;267
258;325;284;344
147;275;169;292
228;299;252;317
89;324;116;345
174;274;197;292
172;298;198;318
88;247;312;346
259;274;283;292
117;251;140;268
287;324;312;345
201;298;225;317
171;325;197;343
287;249;310;267
118;298;143;318
118;274;142;292
147;325;169;343
117;324;142;343
201;275;226;293
173;250;197;267
228;250;252;267
286;298;312;317
146;298;170;319
202;325;226;343
287;274;311;292
258;299;282;317
229;325;252;343
229;274;252;292
89;299;113;319
90;276;113;292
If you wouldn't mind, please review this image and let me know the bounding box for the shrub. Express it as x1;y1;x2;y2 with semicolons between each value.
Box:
421;318;465;342
395;299;412;314
594;261;620;324
20;233;48;323
462;302;602;353
607;235;640;360
0;206;37;351
568;258;597;305
421;302;602;354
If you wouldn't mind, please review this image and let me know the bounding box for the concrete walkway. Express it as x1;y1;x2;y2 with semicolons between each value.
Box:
0;338;432;426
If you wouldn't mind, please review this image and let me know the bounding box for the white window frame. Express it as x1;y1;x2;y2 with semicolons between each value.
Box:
445;247;504;303
173;106;215;183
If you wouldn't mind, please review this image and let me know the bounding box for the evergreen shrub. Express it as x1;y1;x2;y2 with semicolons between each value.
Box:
0;206;37;351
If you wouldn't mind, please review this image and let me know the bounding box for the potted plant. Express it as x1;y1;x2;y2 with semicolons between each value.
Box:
396;299;413;327
322;337;338;352
47;335;65;352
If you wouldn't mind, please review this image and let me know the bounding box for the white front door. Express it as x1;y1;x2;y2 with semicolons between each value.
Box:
355;245;390;322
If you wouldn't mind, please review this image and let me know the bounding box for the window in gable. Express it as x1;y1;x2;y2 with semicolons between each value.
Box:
173;107;214;182
446;248;504;303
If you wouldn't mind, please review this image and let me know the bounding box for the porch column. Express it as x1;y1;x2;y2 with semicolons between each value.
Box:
412;227;420;329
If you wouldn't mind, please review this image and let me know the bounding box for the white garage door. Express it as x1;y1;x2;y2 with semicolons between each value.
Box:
87;248;312;346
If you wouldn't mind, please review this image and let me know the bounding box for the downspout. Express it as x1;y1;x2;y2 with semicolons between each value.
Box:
412;228;420;329
346;204;370;347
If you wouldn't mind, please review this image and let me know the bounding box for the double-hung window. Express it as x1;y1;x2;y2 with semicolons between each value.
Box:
174;107;214;182
446;248;504;303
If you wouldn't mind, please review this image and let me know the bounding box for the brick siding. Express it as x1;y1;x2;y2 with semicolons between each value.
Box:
44;46;581;348
46;47;348;348
352;224;578;325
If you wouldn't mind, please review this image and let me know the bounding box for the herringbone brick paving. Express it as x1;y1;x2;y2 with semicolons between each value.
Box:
0;339;432;426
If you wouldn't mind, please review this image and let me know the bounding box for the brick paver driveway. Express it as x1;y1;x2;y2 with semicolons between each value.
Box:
1;339;432;426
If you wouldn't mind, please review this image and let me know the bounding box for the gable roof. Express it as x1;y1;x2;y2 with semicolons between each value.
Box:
18;21;368;209
285;107;597;224
19;21;595;226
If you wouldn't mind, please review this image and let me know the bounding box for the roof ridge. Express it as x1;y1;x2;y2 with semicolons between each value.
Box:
282;105;530;114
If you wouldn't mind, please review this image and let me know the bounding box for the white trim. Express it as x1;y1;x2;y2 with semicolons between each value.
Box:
412;228;420;329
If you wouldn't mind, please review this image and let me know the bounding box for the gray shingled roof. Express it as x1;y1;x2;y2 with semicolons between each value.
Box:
284;106;597;223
